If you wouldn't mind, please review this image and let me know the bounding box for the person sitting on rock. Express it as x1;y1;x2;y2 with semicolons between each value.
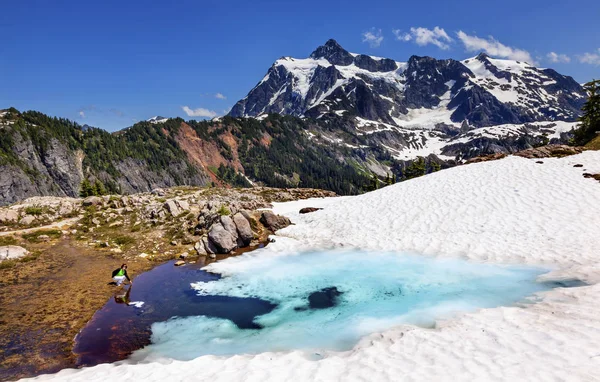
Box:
111;263;132;286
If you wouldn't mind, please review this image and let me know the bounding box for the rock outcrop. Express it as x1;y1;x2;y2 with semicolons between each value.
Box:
260;211;292;232
0;246;29;262
233;213;253;246
208;224;237;253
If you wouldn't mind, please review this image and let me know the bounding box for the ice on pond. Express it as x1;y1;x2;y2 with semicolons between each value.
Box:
131;250;552;362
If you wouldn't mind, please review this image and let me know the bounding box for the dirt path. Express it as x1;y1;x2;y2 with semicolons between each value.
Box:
0;217;79;237
0;239;156;381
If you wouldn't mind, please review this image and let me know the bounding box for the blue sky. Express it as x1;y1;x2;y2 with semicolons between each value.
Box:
1;0;599;131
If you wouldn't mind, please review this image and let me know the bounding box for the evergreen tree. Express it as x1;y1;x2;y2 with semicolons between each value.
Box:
572;79;600;145
79;179;94;197
403;158;426;180
93;180;107;196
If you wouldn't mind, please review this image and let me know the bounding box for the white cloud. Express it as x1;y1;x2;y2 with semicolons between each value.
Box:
79;110;85;118
215;93;226;100
456;31;535;63
546;52;571;63
181;106;217;118
394;27;452;50
578;49;600;65
362;28;384;48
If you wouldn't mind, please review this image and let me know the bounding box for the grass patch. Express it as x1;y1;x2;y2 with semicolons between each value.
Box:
21;251;40;263
22;229;62;243
24;205;45;216
584;135;600;151
0;259;17;269
0;236;18;246
130;225;141;233
113;235;135;246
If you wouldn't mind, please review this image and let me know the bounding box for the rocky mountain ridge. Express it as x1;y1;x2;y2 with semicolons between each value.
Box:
229;39;585;162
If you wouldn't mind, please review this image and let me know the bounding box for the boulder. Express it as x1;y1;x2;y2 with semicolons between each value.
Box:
174;260;185;266
58;203;75;216
220;215;239;241
176;200;190;211
82;196;102;207
202;236;218;255
194;240;207;256
208;223;237;253
260;211;291;232
163;200;181;217
0;246;29;262
233;213;253;246
37;235;50;242
19;215;35;226
152;188;166;196
0;209;19;223
299;207;322;214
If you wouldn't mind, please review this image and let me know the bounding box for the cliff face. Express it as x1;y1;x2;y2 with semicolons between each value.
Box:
0;131;85;204
0;110;210;205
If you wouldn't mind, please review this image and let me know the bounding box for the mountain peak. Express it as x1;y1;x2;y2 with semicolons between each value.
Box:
475;52;490;61
309;39;354;65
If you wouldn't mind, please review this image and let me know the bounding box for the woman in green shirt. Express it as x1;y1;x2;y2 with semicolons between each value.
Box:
112;263;132;286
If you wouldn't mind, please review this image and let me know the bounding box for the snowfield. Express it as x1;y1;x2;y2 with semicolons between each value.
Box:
27;151;600;381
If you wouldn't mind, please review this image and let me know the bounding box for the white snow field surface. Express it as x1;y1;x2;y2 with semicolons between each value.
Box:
27;151;600;381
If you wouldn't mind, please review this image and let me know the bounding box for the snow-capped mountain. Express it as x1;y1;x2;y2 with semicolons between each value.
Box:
229;39;585;163
230;39;584;127
147;116;169;124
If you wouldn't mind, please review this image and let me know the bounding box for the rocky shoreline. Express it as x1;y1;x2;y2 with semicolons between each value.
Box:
0;186;335;381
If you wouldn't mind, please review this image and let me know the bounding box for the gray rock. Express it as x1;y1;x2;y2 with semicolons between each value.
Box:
37;234;50;242
152;188;166;196
176;200;190;211
220;215;239;241
163;200;181;217
194;240;207;256
202;236;218;254
83;196;102;207
260;211;291;232
233;213;253;246
208;223;237;253
0;245;29;261
19;215;35;225
0;209;18;223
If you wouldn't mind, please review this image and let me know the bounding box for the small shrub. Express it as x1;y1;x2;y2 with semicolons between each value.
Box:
0;260;17;270
22;229;62;243
24;205;44;216
217;205;231;216
130;225;141;233
21;252;40;262
113;235;135;246
0;236;18;246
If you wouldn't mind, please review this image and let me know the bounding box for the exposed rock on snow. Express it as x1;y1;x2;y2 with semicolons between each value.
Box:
260;211;291;232
299;207;322;214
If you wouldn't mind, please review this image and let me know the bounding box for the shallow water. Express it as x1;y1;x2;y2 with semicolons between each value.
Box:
121;251;558;362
